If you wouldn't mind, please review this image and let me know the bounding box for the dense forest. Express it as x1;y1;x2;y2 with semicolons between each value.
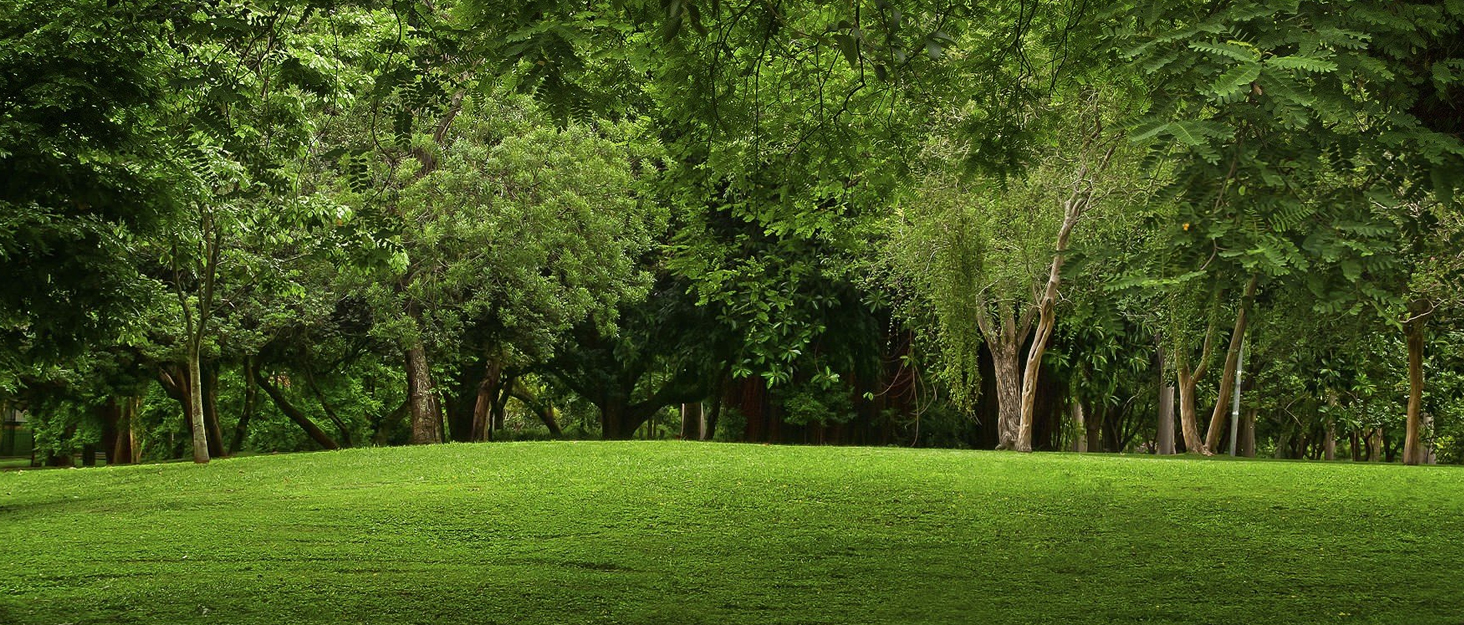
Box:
3;0;1461;466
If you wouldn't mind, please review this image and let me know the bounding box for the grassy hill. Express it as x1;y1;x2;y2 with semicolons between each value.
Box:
2;442;1462;624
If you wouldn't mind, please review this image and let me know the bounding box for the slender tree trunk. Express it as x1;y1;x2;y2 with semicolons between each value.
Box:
128;397;144;463
1403;313;1426;465
1349;429;1361;461
1204;275;1258;452
1368;427;1384;462
1082;400;1102;452
232;358;256;455
490;373;514;439
304;369;352;447
202;363;225;458
1176;366;1207;454
470;369;495;443
1323;419;1337;461
1238;408;1256;457
1016;211;1082;452
406;343;442;445
1156;340;1176;455
1072;402;1087;452
187;342;210;464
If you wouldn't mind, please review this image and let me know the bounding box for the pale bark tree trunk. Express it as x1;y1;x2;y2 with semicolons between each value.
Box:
1016;225;1071;452
186;343;209;464
1071;402;1087;452
1204;275;1259;452
1156;338;1176;455
1403;312;1427;465
1368;427;1384;462
1323;419;1337;461
1014;143;1114;452
1156;384;1176;455
406;343;443;445
1174;310;1219;455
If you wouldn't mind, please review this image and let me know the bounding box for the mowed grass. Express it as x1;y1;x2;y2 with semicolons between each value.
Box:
2;442;1462;624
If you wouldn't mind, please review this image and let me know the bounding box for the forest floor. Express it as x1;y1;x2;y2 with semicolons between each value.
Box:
2;442;1462;624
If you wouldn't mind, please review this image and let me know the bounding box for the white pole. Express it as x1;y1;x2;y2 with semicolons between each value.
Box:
1229;339;1244;456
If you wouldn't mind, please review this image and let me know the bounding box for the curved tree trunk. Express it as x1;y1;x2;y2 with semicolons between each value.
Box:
255;368;341;450
1204;275;1258;452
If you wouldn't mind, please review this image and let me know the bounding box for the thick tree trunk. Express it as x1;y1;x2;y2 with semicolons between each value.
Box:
1204;275;1258;452
255;368;341;450
991;336;1023;450
1323;419;1337;461
1403;314;1426;465
406;343;443;445
1369;427;1384;462
186;344;210;464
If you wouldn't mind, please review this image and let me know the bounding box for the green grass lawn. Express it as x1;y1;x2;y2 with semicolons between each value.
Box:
2;442;1462;624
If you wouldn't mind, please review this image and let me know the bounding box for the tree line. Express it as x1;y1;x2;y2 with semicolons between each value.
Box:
1;0;1460;466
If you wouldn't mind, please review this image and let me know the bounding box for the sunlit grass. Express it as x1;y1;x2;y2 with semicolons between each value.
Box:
2;441;1461;624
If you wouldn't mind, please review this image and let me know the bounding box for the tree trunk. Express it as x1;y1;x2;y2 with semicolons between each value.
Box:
470;371;494;443
1082;400;1102;452
1176;366;1206;455
202;363;226;458
1156;338;1176;455
1204;275;1258;452
508;387;563;438
406;343;443;445
991;335;1023;450
1072;402;1087;452
186;343;210;464
1403;313;1426;465
681;403;702;441
232;358;256;455
255;368;341;450
1238;408;1255;458
304;369;353;448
